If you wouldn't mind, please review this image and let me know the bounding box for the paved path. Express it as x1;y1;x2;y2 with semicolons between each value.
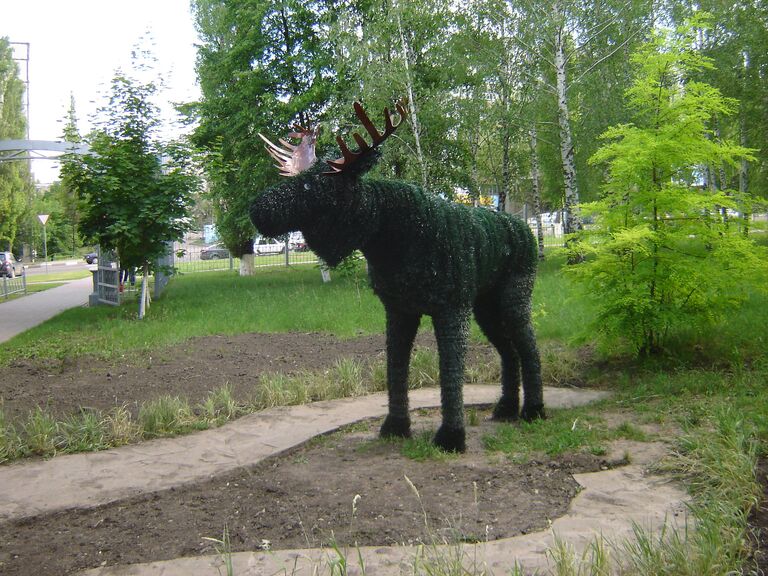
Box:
0;276;93;343
0;383;687;575
0;386;608;522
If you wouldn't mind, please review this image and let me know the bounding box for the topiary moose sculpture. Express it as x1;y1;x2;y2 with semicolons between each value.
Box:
251;101;544;452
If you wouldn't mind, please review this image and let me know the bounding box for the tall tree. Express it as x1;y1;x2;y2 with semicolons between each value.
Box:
191;0;338;273
330;0;463;195
671;1;768;204
514;0;654;234
62;73;198;317
0;37;34;253
58;94;83;256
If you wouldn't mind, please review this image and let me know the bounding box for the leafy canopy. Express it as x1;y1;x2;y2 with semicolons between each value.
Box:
61;74;198;271
0;37;34;252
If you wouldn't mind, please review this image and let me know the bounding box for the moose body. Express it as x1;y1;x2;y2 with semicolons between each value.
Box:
251;103;544;452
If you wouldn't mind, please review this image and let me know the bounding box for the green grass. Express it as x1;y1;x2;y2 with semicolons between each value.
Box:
0;265;386;365
25;269;92;283
401;429;458;461
2;249;768;573
482;406;611;460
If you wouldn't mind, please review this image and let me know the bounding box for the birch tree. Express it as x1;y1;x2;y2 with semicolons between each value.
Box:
515;0;654;234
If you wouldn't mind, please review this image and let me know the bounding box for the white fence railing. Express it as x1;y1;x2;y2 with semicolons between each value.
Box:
1;270;26;299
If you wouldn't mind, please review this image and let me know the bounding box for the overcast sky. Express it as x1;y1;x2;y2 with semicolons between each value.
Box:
2;0;201;184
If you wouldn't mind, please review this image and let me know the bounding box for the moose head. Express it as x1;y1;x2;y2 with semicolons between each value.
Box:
250;101;407;266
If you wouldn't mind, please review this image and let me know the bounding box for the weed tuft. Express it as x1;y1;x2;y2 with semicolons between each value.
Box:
139;396;194;438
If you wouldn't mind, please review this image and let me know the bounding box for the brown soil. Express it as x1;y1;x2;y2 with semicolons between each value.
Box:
0;331;758;575
0;406;619;576
0;332;494;422
0;331;602;575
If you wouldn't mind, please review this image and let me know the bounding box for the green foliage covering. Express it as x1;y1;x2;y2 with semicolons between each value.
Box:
570;18;768;355
250;109;544;452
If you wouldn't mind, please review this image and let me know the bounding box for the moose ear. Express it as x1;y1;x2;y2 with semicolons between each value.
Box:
259;126;319;177
324;100;407;179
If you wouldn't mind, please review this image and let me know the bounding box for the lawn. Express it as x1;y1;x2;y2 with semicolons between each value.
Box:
1;252;767;573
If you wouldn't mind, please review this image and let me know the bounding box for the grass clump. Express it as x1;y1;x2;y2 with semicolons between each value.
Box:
482;408;610;459
401;429;457;462
58;409;109;453
24;406;59;456
0;408;24;462
200;385;241;425
139;396;196;438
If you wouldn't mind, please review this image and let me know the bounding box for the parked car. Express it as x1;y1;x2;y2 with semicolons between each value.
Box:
253;236;286;255
0;252;18;278
288;231;308;252
84;252;98;265
200;244;230;260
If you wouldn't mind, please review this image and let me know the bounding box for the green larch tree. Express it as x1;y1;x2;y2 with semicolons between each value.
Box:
571;17;766;356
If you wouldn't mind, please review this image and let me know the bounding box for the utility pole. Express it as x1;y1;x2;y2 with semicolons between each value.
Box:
38;214;49;273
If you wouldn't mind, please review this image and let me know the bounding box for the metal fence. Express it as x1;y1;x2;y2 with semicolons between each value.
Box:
529;222;566;249
174;242;319;274
175;222;563;277
1;269;26;299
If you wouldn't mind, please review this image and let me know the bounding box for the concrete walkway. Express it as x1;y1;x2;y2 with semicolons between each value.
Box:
0;276;93;343
0;384;687;575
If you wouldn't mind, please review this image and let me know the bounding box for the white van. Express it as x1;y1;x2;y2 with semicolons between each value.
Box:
253;235;286;255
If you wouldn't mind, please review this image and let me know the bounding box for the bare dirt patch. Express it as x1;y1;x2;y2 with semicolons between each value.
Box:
0;332;617;575
0;408;622;576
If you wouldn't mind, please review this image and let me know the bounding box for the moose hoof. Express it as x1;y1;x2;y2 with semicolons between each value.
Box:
491;401;520;422
380;414;411;439
433;425;466;453
520;403;546;422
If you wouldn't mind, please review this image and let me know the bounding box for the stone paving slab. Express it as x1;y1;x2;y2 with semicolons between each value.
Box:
0;276;93;343
0;386;607;522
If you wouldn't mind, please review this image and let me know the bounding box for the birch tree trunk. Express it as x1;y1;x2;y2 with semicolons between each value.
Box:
529;127;546;260
554;18;581;235
739;51;750;237
740;113;750;236
138;262;150;319
395;4;428;189
240;253;255;276
500;121;511;213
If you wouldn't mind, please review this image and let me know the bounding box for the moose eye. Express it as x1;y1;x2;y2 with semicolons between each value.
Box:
303;183;311;191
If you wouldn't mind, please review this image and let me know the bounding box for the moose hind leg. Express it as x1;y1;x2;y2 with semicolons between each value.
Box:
380;307;421;439
432;309;471;453
503;276;545;421
474;296;521;421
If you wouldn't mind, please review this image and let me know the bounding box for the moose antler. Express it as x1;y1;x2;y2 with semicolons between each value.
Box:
324;100;407;175
259;125;319;177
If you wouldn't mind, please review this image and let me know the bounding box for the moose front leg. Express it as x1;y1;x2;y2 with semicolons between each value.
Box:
380;307;421;439
432;308;471;453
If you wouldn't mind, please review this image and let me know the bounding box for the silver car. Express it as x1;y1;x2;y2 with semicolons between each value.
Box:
0;252;17;278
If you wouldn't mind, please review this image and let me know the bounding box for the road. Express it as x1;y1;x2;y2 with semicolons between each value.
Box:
19;259;95;277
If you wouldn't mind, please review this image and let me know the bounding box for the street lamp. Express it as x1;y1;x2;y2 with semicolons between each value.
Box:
37;214;49;273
